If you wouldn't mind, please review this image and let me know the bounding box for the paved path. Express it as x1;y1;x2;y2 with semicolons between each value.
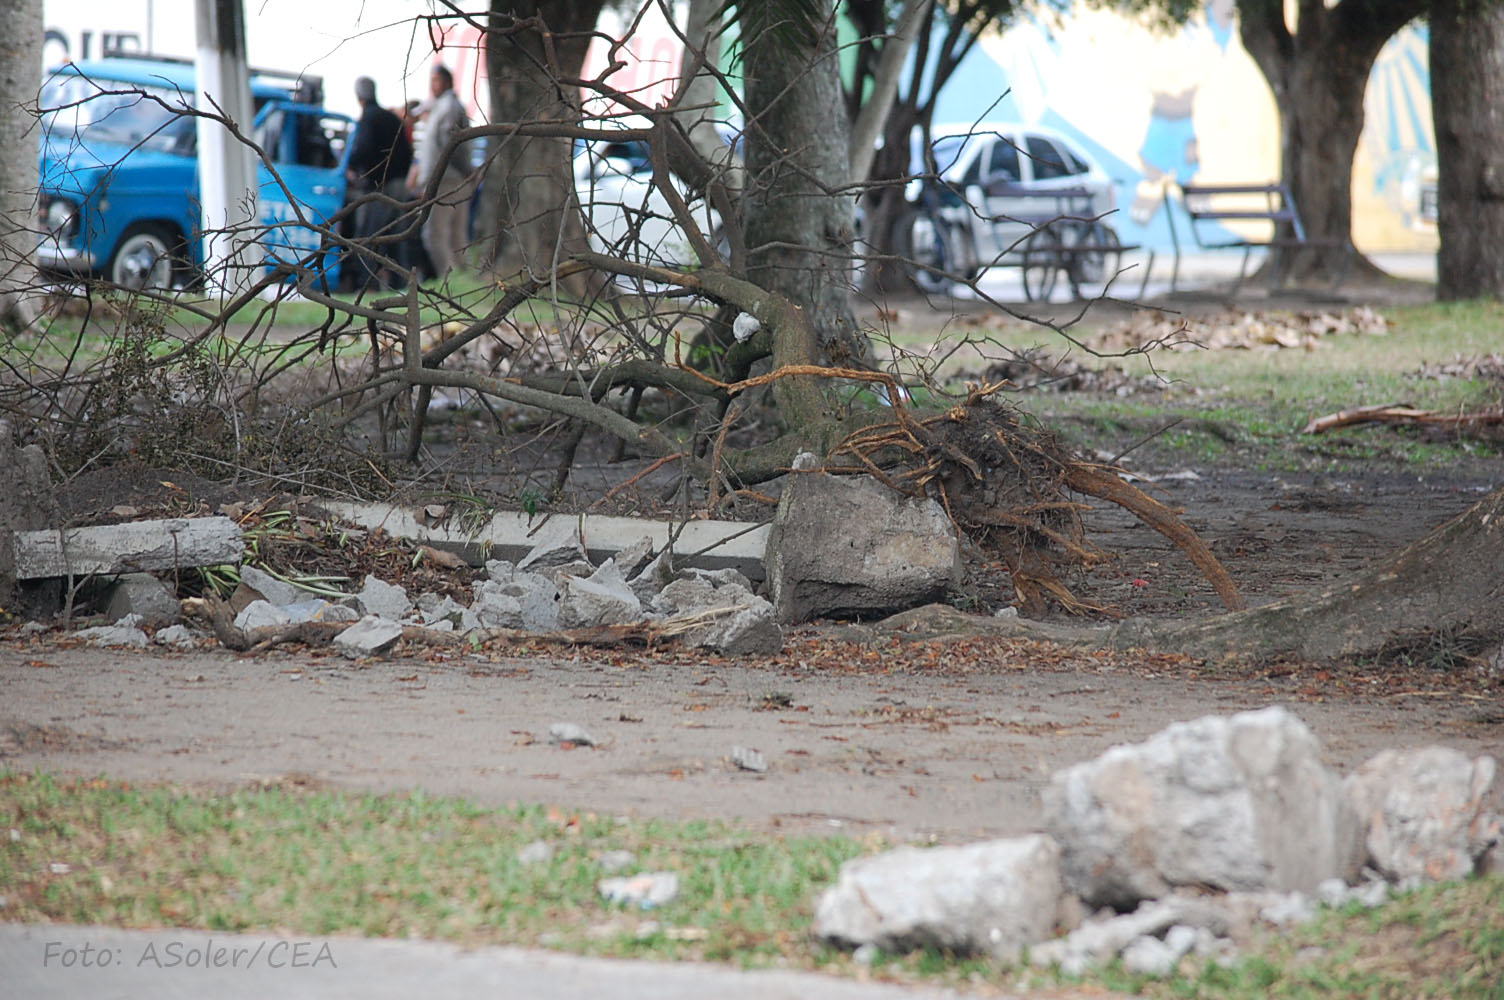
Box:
2;924;974;1000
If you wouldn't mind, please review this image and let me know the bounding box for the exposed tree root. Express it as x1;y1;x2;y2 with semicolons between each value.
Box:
830;384;1244;615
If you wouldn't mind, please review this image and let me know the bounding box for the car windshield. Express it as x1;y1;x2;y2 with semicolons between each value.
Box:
40;73;196;153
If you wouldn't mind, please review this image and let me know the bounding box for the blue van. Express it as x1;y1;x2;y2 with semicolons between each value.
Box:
36;56;354;291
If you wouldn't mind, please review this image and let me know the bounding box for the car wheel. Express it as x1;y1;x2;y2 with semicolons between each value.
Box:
1066;222;1123;293
107;224;185;292
894;208;956;295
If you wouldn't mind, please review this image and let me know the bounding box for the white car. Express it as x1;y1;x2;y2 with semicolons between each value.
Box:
899;122;1120;294
573;135;723;269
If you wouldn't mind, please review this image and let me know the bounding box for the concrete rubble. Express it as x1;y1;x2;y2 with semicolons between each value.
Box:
814;706;1502;978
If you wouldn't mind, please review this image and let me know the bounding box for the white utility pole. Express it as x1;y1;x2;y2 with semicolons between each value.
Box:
194;0;257;297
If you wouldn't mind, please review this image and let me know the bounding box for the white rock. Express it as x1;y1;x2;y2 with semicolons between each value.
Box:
332;616;404;658
731;746;767;773
599;872;679;909
597;850;635;873
356;575;411;620
1043;706;1364;908
517;840;555;865
517;520;588;571
234;599;291;632
559;561;641;627
73;624;149;648
1344;746;1501;882
152;624;203;649
239;565;300;606
814;834;1063;961
548;722;598;747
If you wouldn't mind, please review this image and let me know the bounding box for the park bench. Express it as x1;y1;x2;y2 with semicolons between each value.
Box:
1163;182;1353;296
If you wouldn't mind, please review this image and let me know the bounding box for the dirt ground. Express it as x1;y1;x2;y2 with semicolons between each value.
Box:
3;276;1503;841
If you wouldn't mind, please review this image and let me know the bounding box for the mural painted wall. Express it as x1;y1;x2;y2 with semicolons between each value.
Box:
42;1;1438;254
946;2;1436;253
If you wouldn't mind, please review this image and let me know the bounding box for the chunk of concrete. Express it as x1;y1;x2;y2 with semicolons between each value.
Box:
13;517;244;579
333;616;405;658
234;600;291;632
104;573;180;626
413;594;479;633
73;624;150;648
1345;746;1501;882
153;624;205;650
238;565;300;606
559;561;641;627
517;519;589;571
356;575;411;620
814;834;1064;961
654;578;782;655
764;473;960;623
1042;706;1364;909
1028;895;1234;976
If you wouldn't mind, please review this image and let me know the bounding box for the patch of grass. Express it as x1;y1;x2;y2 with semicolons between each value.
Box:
4;770;1501;996
0;772;861;966
990;300;1504;473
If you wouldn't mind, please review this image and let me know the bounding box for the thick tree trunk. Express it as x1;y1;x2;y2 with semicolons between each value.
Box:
1430;0;1504;300
1122;484;1504;663
1238;0;1424;283
480;3;603;297
742;0;870;368
0;0;42;329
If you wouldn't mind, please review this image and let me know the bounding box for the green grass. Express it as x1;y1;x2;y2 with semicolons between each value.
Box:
972;298;1504;474
4;771;1501;996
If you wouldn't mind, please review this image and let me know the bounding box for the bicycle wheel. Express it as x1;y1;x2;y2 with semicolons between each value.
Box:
1020;224;1064;302
894;208;955;295
1067;222;1123;296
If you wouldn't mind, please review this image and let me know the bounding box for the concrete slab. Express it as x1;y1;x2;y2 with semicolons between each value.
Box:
0;924;968;1000
321;502;770;580
12;518;244;580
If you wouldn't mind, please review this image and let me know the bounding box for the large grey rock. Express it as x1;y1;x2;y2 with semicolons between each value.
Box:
1042;706;1364;909
814;834;1064;961
104;573;180;626
356;575;411;620
1345;746;1501;882
471;582;525;629
559;560;641;627
764;473;960;623
239;565;300;606
333;616;405;658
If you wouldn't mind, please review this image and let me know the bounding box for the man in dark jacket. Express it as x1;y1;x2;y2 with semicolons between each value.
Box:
346;76;414;291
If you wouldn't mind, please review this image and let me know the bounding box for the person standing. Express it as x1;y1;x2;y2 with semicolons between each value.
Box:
406;64;475;279
346;76;413;290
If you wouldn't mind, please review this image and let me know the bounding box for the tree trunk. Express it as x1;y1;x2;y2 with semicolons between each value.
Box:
1122;484;1504;663
1237;0;1425;282
480;2;603;297
742;0;869;368
0;0;42;329
1430;0;1504;300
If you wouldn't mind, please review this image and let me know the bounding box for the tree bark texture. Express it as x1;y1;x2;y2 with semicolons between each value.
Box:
481;2;604;297
1237;0;1425;281
1127;484;1504;663
0;0;43;327
1430;0;1504;300
742;0;869;368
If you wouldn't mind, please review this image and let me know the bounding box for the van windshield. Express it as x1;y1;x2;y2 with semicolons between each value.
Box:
40;74;197;153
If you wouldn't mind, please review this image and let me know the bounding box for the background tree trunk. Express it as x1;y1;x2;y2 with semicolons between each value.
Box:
1237;0;1424;282
0;0;43;329
742;0;869;367
480;2;603;297
1431;0;1504;300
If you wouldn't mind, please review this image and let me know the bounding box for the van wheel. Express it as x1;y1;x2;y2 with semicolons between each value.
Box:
108;224;184;292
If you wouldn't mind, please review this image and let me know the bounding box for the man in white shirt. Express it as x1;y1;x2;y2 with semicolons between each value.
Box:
406;64;476;279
